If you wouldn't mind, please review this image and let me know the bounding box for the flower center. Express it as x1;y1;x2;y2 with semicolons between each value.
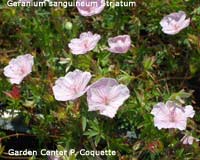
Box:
71;86;80;94
103;97;110;105
170;107;176;122
84;40;89;49
174;24;180;30
19;67;26;75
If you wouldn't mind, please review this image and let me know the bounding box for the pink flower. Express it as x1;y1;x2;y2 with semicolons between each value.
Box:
160;11;190;35
76;0;105;17
87;78;130;118
181;135;197;145
68;32;101;55
3;54;34;84
52;69;92;101
107;35;131;54
151;101;195;130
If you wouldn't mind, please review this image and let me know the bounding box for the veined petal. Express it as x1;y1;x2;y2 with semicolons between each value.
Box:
160;11;190;35
3;54;34;84
87;78;130;118
52;69;91;101
107;35;131;54
184;105;195;118
68;32;101;55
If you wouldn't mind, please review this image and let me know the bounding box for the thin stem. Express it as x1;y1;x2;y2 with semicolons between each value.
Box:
156;76;191;82
73;98;81;114
0;49;17;54
0;133;33;142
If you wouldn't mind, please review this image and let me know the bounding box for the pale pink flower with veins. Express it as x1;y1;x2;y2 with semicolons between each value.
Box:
68;31;101;55
181;134;199;145
3;54;34;84
52;69;92;101
160;11;190;35
107;35;131;54
151;101;195;130
76;0;105;17
87;78;130;118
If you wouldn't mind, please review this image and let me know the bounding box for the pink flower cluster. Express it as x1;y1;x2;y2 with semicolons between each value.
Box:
67;11;190;56
76;0;190;35
3;6;193;128
52;70;130;118
68;32;131;55
3;55;130;118
76;0;191;36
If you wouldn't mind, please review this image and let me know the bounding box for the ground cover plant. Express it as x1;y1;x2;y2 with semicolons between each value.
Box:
0;0;200;159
